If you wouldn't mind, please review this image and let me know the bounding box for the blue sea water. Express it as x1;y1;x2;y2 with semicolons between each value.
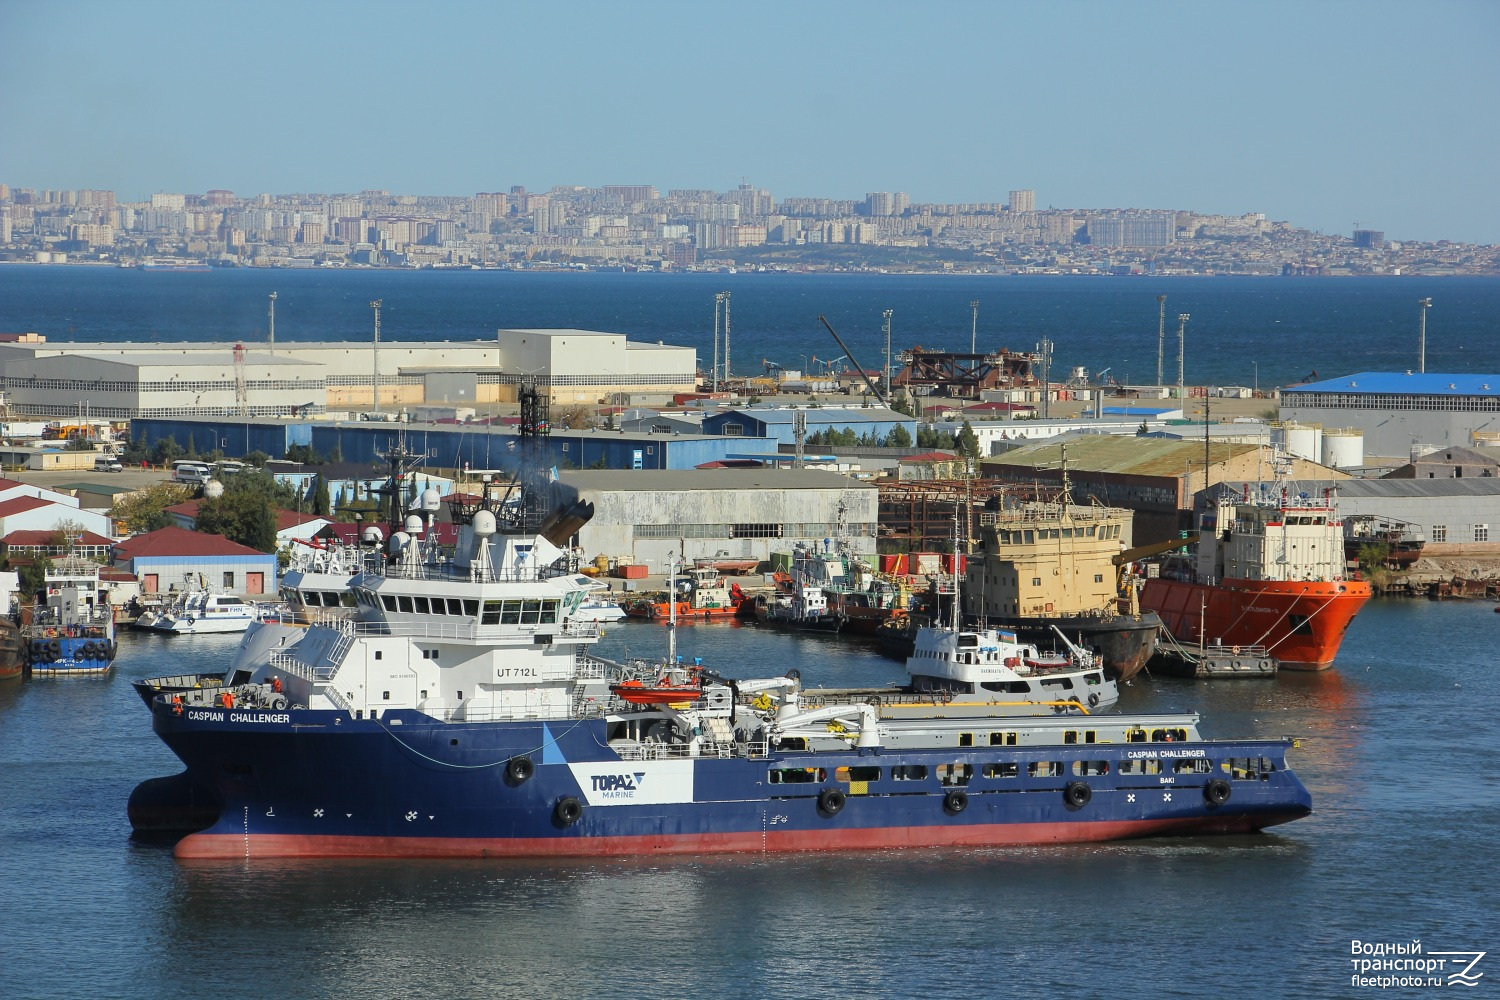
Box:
2;266;1499;390
0;604;1496;999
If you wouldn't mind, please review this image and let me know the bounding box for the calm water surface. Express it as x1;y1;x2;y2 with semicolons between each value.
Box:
1;600;1496;999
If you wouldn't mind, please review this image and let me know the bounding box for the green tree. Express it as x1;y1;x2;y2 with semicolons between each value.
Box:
244;450;270;469
884;424;913;448
111;482;194;534
196;489;280;551
957;420;980;462
16;556;52;603
151;436;183;466
65;436;95;452
917;425;947;449
285;444;322;465
329;441;343;463
312;475;332;517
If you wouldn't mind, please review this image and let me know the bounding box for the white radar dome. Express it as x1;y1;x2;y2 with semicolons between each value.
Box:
421;488;442;512
389;531;410;554
472;509;497;537
404;514;425;535
362;526;384;545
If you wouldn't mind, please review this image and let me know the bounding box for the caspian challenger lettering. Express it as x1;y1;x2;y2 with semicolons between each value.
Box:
185;711;291;724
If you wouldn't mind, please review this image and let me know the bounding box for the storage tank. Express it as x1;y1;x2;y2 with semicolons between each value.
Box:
1322;428;1364;469
1278;421;1322;461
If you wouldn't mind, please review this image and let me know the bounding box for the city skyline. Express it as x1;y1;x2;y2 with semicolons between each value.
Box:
2;1;1497;245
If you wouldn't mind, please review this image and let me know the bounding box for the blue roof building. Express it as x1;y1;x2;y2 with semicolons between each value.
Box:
1280;371;1500;461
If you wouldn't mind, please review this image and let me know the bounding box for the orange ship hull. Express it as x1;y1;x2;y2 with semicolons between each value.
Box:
1140;577;1371;670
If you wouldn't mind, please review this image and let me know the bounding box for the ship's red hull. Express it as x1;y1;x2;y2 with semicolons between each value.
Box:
1140;577;1371;670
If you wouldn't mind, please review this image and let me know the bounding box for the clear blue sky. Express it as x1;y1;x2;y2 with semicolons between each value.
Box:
3;0;1497;244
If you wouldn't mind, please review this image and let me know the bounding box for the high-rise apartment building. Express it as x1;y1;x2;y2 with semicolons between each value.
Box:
1009;189;1035;213
866;192;895;216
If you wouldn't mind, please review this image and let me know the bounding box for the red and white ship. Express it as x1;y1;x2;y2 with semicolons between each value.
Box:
1137;483;1371;670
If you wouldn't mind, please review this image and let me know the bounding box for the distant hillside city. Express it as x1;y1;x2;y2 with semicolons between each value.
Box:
1;180;1494;276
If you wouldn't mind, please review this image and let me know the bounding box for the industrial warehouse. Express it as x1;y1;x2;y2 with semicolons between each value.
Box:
0;328;697;418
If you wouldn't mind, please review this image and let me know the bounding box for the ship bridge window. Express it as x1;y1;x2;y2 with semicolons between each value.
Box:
413;597;431;615
768;767;825;784
541;600;559;623
982;762;1018;778
398;596;414;613
340;592;356;607
463;599;479;617
1027;761;1064;778
302;591;323;607
1072;760;1110;777
937;763;973;787
520;600;543;624
381;594;397;612
501;602;523;625
447;598;464;615
481;601;502;625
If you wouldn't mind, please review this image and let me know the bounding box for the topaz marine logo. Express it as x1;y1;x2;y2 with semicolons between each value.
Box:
591;772;647;798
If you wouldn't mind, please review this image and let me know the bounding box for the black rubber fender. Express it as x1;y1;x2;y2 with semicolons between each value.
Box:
554;796;583;827
506;756;535;785
1064;781;1092;808
943;790;969;815
1204;779;1232;807
817;787;846;817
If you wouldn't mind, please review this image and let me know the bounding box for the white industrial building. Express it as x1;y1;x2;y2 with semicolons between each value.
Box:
555;468;878;571
0;329;697;418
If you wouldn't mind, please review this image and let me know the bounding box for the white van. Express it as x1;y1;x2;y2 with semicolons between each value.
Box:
93;455;123;473
171;461;212;485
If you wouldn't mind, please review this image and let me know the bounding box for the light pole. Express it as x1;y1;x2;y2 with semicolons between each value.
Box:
1253;360;1258;397
722;290;731;386
1156;294;1166;387
883;308;894;398
712;293;723;390
268;291;277;356
1177;313;1190;402
370;299;383;416
1418;297;1432;373
969;300;979;355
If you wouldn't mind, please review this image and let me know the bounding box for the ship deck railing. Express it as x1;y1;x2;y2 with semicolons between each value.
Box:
610;739;769;761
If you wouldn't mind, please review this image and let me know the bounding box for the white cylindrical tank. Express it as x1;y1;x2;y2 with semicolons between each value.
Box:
1279;422;1322;461
1322;428;1364;469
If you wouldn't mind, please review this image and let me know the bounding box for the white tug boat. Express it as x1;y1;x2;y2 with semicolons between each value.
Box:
573;589;628;623
142;589;261;635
